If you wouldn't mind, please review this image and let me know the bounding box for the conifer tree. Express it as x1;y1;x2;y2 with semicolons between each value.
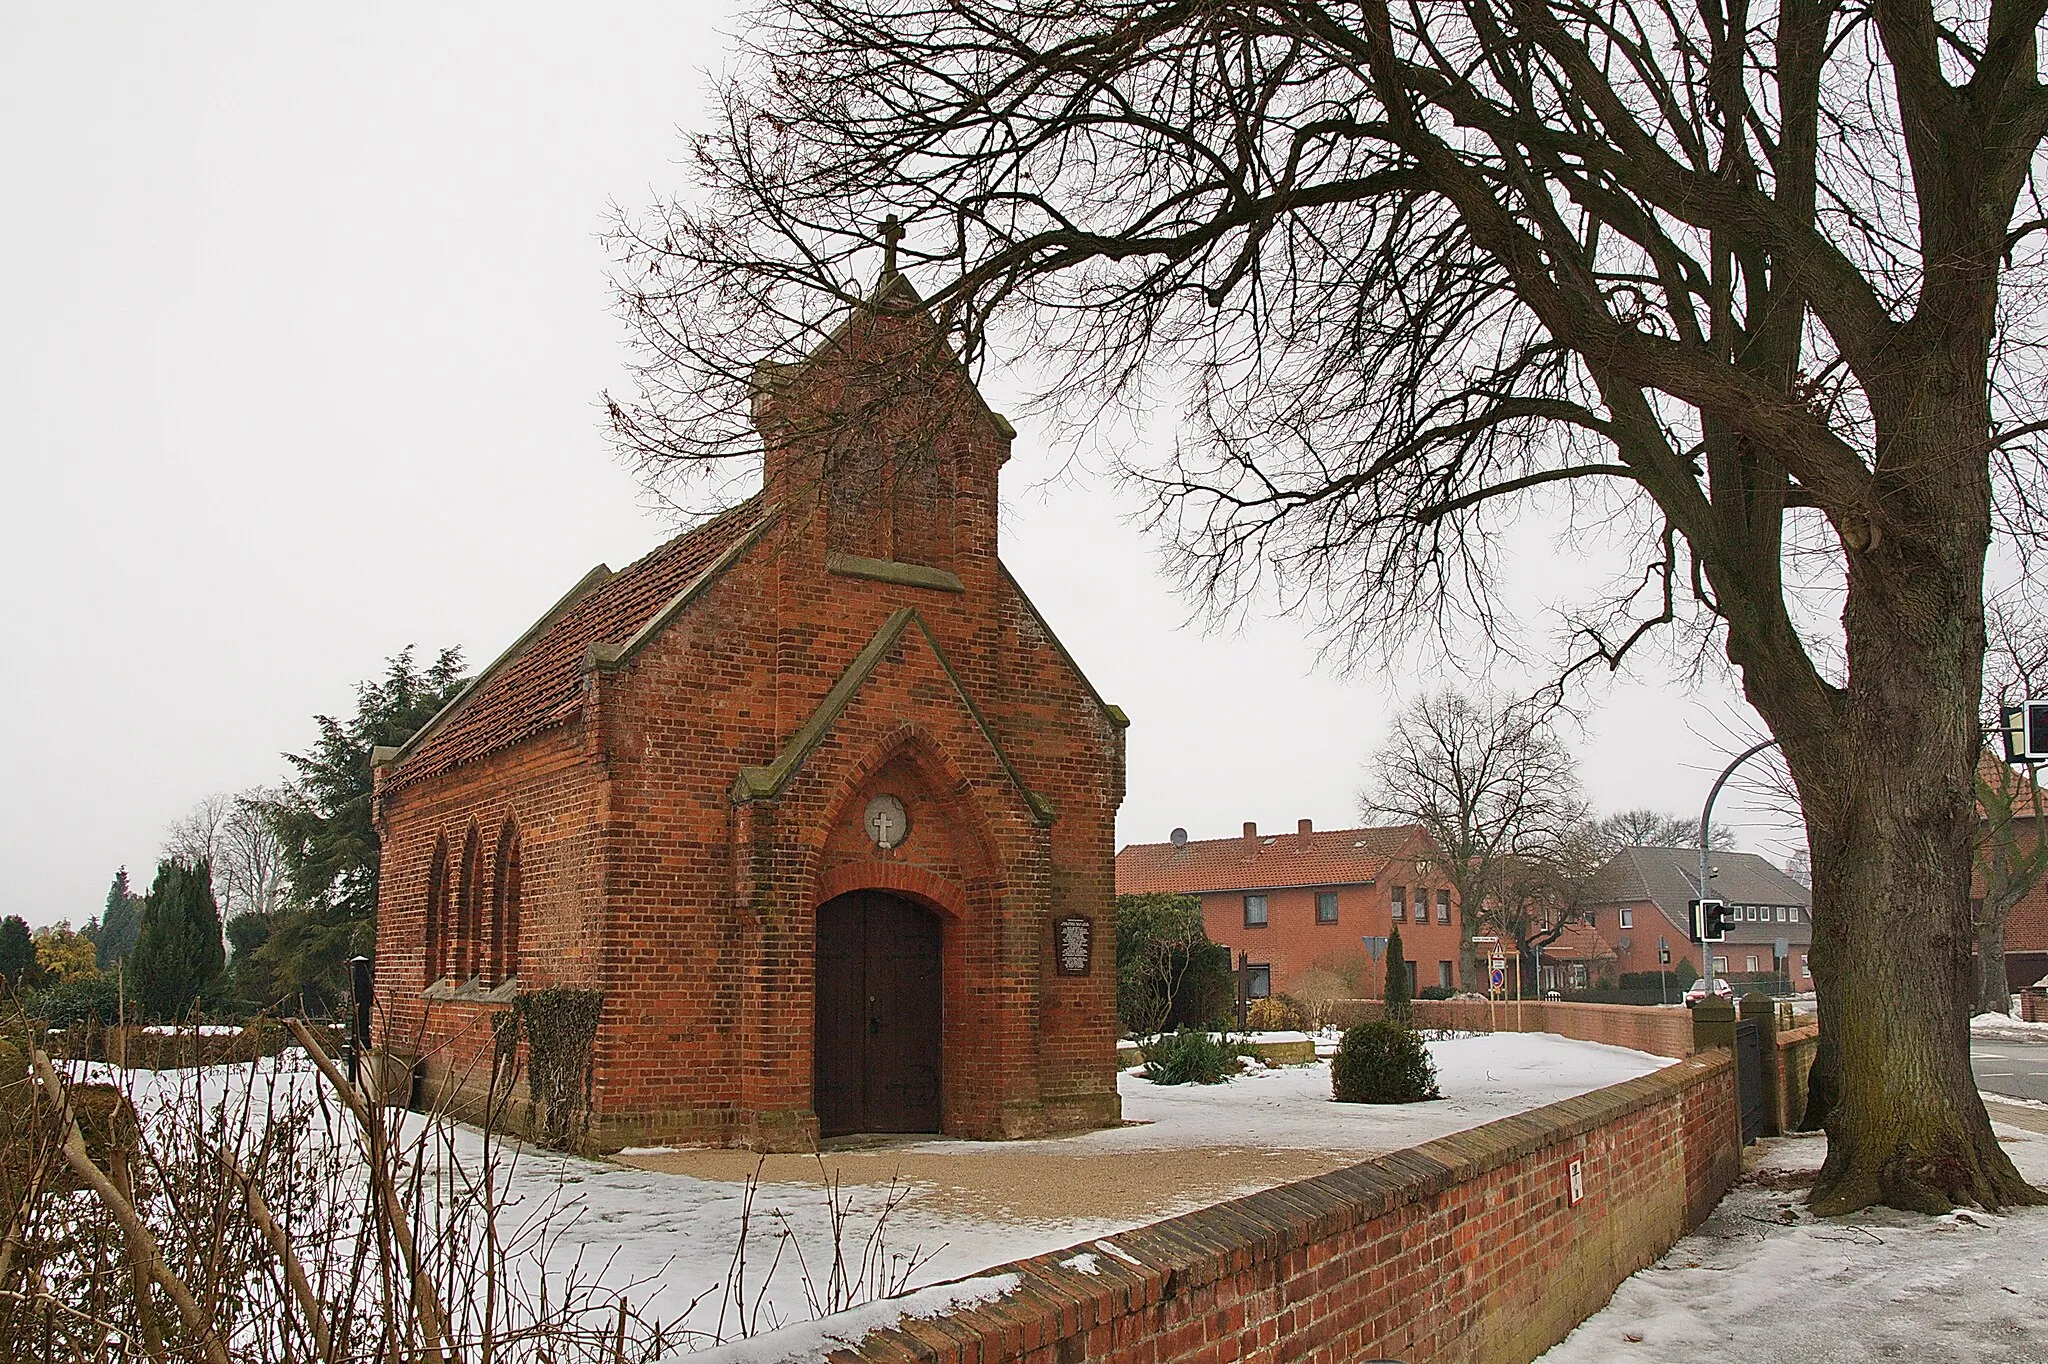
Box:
129;858;226;1021
95;868;143;969
250;646;466;1011
1382;925;1412;1029
0;916;37;990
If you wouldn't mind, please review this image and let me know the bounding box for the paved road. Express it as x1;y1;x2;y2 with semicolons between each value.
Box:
1971;1035;2048;1104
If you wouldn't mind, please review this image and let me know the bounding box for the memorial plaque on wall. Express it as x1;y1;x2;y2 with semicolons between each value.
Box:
1054;917;1093;976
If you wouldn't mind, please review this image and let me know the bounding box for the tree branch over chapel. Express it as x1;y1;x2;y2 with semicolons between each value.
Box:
607;0;2048;1214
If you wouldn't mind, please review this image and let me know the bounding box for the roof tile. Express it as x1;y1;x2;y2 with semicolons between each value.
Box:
392;498;771;788
1116;824;1425;895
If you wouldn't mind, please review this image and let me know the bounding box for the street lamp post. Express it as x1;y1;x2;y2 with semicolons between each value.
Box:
1697;738;1780;997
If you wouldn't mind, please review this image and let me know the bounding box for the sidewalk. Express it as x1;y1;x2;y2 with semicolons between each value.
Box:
1541;1114;2048;1362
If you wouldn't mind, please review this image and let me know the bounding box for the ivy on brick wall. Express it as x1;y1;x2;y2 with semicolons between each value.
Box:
509;988;603;1150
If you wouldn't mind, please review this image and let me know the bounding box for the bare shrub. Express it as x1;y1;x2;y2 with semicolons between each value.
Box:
0;1006;940;1361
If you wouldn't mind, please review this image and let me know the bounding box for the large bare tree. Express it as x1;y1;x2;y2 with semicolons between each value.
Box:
608;0;2048;1211
1365;689;1585;987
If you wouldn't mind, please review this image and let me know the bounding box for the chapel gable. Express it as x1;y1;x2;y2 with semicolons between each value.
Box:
752;275;1013;578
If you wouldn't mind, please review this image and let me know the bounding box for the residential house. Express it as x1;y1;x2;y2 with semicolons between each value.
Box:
1116;820;1462;999
1580;846;1814;986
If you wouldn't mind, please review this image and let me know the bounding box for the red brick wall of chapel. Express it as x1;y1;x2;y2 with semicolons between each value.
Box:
373;302;1125;1152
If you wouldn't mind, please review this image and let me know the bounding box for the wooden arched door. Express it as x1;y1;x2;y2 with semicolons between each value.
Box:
815;891;943;1136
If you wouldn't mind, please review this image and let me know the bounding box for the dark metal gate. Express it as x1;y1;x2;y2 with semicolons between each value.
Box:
1734;1017;1766;1145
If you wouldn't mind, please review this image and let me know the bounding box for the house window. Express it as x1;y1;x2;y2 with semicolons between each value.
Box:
1585;909;1597;928
1405;960;1418;995
1746;954;1760;973
1802;957;1811;978
1437;889;1451;923
1569;963;1589;989
1620;908;1634;929
1775;906;1788;923
1438;960;1454;989
1317;891;1339;924
1713;956;1728;973
1391;886;1407;921
1244;894;1268;928
1246;963;1272;999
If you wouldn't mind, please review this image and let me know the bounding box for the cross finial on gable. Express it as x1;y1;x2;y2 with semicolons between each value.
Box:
880;214;905;278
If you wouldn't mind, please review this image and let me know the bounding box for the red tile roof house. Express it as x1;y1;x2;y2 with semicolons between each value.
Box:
1975;758;2048;994
367;276;1128;1153
1115;821;1463;1002
1523;922;1619;995
1579;846;1814;989
2005;879;2048;997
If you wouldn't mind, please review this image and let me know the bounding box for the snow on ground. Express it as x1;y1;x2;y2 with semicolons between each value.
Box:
1048;1032;1669;1156
75;1032;1665;1349
1540;1124;2048;1363
1972;1009;2048;1042
506;1033;1666;1333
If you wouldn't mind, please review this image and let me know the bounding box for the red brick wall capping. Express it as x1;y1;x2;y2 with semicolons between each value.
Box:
827;1053;1739;1364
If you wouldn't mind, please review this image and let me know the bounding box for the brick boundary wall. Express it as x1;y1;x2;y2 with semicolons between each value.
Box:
823;1052;1737;1364
1769;1024;1819;1136
1323;998;1697;1060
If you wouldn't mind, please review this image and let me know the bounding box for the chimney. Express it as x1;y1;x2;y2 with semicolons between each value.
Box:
1242;821;1258;852
1298;818;1314;836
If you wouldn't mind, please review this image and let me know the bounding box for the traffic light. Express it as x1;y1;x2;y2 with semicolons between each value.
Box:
1689;898;1727;943
1998;702;2048;763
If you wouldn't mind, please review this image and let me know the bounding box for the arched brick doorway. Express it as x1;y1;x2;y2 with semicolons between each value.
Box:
814;890;943;1136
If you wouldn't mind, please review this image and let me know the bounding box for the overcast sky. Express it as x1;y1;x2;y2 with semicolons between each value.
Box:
0;4;1802;929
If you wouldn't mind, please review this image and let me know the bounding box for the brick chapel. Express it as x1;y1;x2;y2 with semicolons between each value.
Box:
368;274;1128;1151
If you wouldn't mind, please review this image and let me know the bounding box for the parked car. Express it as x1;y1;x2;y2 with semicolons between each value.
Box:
1683;977;1735;1006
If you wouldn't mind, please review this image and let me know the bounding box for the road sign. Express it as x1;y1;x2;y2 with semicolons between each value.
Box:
1489;957;1506;991
1471;935;1500;944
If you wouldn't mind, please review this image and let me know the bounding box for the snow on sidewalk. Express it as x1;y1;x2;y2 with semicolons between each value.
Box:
1539;1124;2048;1363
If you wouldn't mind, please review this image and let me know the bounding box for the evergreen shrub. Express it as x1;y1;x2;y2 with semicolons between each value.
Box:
1331;1021;1441;1103
1141;1029;1240;1085
37;974;127;1028
1382;925;1412;1026
1417;985;1456;1000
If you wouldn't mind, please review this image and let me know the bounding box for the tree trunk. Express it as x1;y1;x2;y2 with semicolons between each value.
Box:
1977;909;2012;1017
1456;883;1487;991
1775;349;2043;1214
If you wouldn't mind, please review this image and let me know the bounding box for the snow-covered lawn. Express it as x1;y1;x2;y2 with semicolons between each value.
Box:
1087;1031;1669;1154
73;1031;1666;1348
1540;1123;2048;1363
